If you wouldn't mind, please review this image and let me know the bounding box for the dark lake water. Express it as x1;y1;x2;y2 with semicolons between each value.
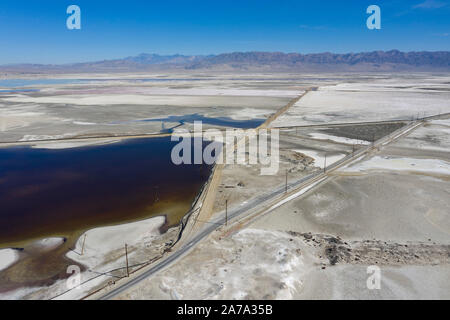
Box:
0;137;213;247
0;79;83;87
0;77;328;88
139;114;265;130
0;89;40;93
109;114;266;133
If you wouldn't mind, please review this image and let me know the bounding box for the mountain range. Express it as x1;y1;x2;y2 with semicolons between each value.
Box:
2;50;449;73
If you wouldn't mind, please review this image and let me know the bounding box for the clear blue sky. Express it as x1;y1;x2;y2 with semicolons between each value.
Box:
0;0;449;64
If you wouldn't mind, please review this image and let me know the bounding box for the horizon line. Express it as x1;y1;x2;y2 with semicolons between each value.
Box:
3;49;450;67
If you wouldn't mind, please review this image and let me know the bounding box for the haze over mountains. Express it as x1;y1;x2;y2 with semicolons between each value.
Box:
2;50;449;73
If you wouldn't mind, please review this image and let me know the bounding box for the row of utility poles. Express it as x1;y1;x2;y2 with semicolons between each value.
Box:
117;139;371;279
120;134;382;278
82;144;369;279
118;125;430;278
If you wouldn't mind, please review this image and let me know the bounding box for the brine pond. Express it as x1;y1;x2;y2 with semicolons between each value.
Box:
0;137;214;246
0;137;213;291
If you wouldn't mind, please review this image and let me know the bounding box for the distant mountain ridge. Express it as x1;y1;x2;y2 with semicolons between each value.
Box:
2;50;449;73
190;50;450;67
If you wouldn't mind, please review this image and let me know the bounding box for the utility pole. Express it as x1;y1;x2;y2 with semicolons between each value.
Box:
324;154;327;173
81;234;86;256
225;200;228;226
285;169;288;193
125;244;129;277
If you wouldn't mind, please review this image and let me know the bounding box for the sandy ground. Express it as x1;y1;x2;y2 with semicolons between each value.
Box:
295;265;450;300
116;227;449;300
208;129;352;217
253;120;450;244
117;228;311;300
116;116;450;300
254;173;450;243
292;149;345;169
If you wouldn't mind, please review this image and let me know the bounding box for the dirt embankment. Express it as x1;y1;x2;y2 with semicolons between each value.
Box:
288;232;450;268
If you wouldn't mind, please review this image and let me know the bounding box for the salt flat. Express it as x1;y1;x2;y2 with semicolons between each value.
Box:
1;72;449;300
1;73;310;143
114;94;450;300
270;74;450;127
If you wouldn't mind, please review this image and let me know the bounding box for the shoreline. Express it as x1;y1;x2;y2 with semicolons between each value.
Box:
0;215;178;299
0;155;215;299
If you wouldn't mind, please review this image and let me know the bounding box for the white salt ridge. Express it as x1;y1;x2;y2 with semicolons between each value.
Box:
20;134;73;141
229;108;271;120
232;229;305;300
0;249;19;271
31;238;65;251
432;119;450;127
37;216;168;300
155;228;307;300
73;121;97;126
4;88;297;106
309;133;371;146
67;216;166;273
340;156;450;176
31;139;121;150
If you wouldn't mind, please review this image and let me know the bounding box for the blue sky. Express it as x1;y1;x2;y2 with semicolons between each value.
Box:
0;0;449;64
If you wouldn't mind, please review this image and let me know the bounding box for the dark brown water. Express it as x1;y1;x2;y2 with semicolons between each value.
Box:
0;137;214;293
0;137;213;247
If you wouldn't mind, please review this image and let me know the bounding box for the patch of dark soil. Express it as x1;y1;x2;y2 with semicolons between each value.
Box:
320;122;406;142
